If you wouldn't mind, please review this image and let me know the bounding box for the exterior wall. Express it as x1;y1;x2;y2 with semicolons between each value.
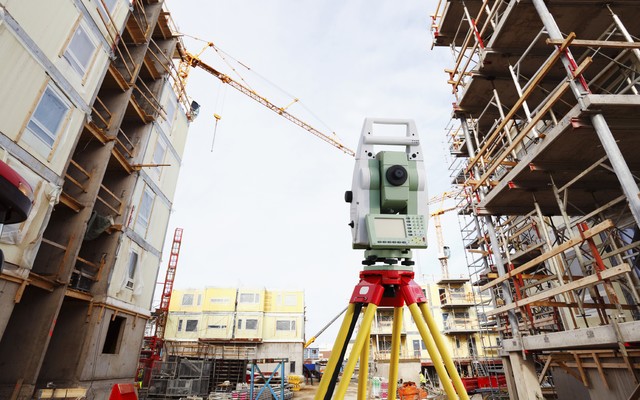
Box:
166;287;305;375
255;342;304;376
0;1;191;398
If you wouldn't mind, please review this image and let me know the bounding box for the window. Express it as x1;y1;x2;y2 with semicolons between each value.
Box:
96;0;118;20
182;293;194;306
284;294;297;306
102;316;125;354
455;337;461;349
26;85;70;148
239;293;260;304
237;319;242;329
64;24;96;76
164;98;177;125
126;251;138;289
413;340;421;357
207;324;226;329
210;298;230;303
151;137;167;177
197;294;202;306
185;320;198;332
246;319;258;330
276;320;296;331
134;186;154;236
178;320;183;331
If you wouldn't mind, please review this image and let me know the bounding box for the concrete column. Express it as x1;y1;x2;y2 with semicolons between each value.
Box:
591;113;640;229
509;352;544;400
532;0;640;229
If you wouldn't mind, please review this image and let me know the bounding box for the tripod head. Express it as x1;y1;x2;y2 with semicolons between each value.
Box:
345;118;428;266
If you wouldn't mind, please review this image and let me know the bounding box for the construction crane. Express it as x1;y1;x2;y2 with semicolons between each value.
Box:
176;42;355;157
137;228;184;387
428;191;460;278
304;306;348;348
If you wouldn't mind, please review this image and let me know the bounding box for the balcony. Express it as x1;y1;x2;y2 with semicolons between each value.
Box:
443;318;480;334
372;349;417;361
439;291;475;309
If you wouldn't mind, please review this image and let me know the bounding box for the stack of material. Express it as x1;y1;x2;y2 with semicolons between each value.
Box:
287;375;304;391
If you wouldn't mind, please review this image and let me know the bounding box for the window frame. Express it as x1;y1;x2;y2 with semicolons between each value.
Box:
63;22;98;77
134;185;155;236
25;84;71;151
185;319;198;332
181;293;194;306
275;320;296;331
126;250;138;289
239;293;260;304
151;136;167;178
245;319;258;330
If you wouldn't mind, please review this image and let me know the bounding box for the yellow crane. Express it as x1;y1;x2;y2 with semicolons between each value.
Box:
176;42;355;157
428;190;461;278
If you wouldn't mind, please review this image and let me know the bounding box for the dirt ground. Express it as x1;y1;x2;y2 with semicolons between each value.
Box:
293;381;359;400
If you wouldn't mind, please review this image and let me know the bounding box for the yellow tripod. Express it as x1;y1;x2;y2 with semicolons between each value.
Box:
314;269;470;400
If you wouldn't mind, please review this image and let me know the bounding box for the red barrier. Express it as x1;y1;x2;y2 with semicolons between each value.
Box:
109;383;138;400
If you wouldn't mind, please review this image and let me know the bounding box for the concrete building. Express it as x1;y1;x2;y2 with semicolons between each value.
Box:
165;287;305;375
432;0;640;399
368;279;500;385
0;1;192;398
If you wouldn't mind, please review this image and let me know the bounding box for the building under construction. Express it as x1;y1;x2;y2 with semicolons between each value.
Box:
0;0;192;398
433;0;640;399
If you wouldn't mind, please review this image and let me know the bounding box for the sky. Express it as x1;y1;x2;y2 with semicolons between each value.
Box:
162;0;468;347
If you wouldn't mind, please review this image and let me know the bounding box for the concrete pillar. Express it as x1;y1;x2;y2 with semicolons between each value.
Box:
508;352;543;400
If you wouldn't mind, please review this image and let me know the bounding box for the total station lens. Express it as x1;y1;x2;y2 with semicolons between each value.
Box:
386;165;408;186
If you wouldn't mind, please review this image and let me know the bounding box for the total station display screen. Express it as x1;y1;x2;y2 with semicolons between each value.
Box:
373;217;406;238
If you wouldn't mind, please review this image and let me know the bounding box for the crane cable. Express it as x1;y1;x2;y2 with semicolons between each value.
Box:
178;32;347;146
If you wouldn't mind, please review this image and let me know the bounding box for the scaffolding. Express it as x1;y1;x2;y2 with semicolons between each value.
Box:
433;1;640;399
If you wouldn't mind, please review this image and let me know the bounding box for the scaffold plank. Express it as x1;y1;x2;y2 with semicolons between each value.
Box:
486;263;631;317
480;219;614;291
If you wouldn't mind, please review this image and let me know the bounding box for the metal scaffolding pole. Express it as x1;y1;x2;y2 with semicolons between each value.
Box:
532;0;640;230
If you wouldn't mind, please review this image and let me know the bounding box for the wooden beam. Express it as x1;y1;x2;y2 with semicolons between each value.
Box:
547;38;640;49
593;353;609;390
556;361;582;383
539;356;553;384
466;32;575;173
481;219;614;291
486;263;631;316
574;353;590;387
471;80;571;190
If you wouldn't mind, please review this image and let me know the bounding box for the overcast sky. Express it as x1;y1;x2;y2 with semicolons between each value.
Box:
163;0;467;347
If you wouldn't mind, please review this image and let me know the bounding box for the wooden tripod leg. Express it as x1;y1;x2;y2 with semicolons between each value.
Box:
335;304;378;399
314;303;359;400
388;307;404;399
358;317;371;400
418;302;470;400
407;303;459;399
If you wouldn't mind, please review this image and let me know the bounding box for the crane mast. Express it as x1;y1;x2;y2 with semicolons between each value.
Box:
154;227;183;340
428;191;460;278
177;44;355;157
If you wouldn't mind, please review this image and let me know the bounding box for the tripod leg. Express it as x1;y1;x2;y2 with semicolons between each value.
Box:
335;304;378;399
387;307;403;399
315;303;361;400
357;317;371;400
407;303;459;399
418;302;470;400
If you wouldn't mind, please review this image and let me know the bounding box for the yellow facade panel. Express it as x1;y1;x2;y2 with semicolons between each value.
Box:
203;288;237;312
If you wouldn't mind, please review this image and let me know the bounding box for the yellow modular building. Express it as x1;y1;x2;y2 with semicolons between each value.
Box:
166;287;305;374
0;1;193;398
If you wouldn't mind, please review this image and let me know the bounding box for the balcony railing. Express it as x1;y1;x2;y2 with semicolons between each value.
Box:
440;291;475;306
443;318;479;333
